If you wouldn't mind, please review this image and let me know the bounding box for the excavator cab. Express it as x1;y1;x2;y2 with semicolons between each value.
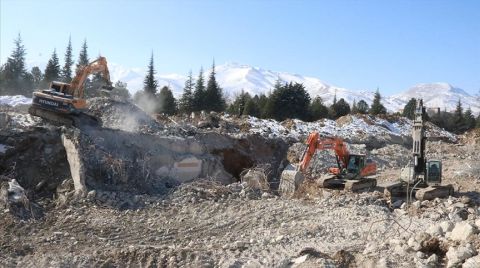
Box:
426;160;442;186
50;81;69;93
347;155;364;174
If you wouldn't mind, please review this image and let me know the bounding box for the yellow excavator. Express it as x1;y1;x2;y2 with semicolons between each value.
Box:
29;56;113;126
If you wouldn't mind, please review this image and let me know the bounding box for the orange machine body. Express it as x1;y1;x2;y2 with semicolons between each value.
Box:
299;132;376;178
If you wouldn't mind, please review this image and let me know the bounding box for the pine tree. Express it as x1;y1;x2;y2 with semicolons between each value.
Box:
402;98;417;119
453;99;464;131
204;61;225;112
258;94;269;118
76;39;89;71
228;90;251;116
243;97;260;117
193;67;206;111
369;89;387;115
143;53;158;95
309;97;329;121
1;33;30;94
464;108;476;130
263;79;284;118
273;77;283;90
75;39;91;91
43;49;61;84
476;114;480;128
357;100;369;114
267;82;310;121
179;70;195;114
330;98;351;119
62;36;74;82
332;90;337;105
351;99;358;114
158;86;177;115
30;66;43;88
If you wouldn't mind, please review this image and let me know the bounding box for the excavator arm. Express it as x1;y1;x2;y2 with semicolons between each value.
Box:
68;56;112;98
280;132;377;195
299;132;350;171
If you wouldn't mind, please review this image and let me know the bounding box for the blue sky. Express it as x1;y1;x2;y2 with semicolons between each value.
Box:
1;0;479;95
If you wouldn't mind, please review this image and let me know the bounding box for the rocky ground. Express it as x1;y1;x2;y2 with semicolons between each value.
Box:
1;98;480;267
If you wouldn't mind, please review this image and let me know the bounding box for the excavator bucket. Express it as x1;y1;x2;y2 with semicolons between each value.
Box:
279;164;304;196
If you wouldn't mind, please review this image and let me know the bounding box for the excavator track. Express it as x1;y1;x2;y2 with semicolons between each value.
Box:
344;178;377;192
317;174;343;189
317;174;377;192
415;185;454;201
28;105;100;128
29;105;74;126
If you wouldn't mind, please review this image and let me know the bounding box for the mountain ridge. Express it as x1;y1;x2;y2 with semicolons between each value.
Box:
107;62;478;113
25;61;479;114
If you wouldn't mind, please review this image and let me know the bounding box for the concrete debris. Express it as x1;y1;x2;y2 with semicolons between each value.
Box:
463;255;480;268
0;179;42;219
1;97;480;267
446;243;477;268
450;221;478;241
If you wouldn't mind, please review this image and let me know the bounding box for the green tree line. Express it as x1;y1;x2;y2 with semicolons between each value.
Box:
0;34;129;99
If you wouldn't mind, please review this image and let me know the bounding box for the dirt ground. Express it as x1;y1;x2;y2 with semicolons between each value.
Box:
0;185;437;267
2;138;479;268
1;101;480;267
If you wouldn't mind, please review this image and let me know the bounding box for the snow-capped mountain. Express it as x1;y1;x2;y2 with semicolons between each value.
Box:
390;83;480;113
109;62;478;113
25;61;477;114
110;62;385;106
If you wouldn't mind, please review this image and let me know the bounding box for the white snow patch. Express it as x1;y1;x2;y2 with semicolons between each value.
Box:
224;115;456;142
0;144;11;154
0;95;32;107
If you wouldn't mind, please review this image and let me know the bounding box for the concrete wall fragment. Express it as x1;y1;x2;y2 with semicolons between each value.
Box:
61;132;87;196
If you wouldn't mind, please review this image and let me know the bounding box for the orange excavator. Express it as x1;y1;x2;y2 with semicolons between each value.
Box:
280;132;377;194
29;56;113;126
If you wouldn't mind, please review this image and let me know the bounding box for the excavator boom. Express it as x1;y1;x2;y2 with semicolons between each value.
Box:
299;132;350;171
68;56;112;98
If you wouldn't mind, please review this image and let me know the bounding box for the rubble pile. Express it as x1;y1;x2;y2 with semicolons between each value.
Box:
87;97;163;133
222;114;457;147
361;196;480;267
370;144;411;170
1;97;480;267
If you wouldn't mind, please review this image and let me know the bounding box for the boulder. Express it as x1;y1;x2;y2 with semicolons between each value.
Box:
463;255;480;268
446;243;476;268
450;222;477;241
426;224;443;237
439;221;454;233
425;254;438;268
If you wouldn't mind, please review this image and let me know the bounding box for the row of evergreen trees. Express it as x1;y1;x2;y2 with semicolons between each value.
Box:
401;98;478;133
0;34;123;98
226;85;389;122
135;59;390;122
2;34;479;133
136;61;480;134
133;56;225;115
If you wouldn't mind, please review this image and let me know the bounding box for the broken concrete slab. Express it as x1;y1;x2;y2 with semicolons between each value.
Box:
61;130;87;196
